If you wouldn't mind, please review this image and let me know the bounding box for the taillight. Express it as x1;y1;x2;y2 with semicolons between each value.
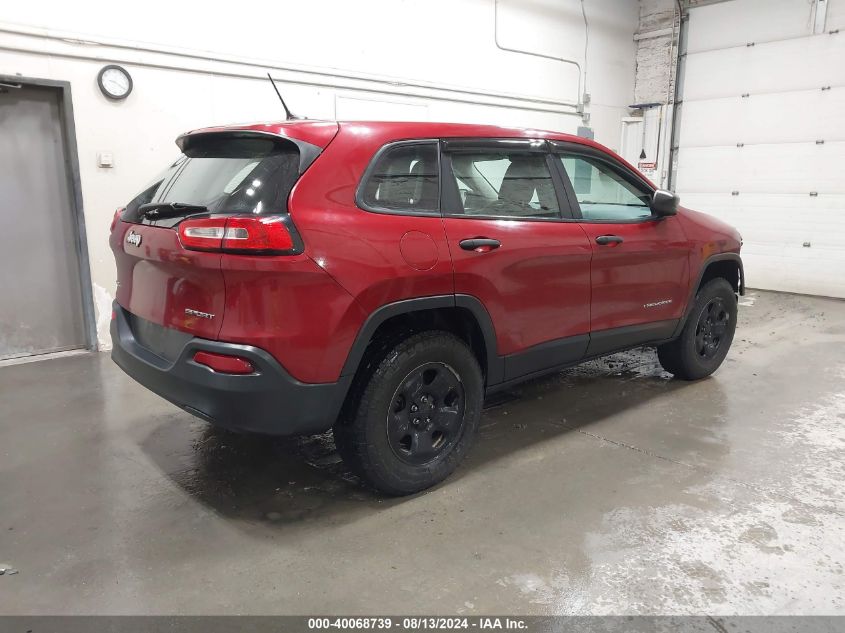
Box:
178;215;296;254
193;351;255;375
222;216;294;252
178;218;225;251
110;207;124;232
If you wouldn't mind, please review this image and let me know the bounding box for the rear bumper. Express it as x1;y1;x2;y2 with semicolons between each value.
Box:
110;303;351;436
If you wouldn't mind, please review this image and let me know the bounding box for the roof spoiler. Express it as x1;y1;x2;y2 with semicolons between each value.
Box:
175;130;322;174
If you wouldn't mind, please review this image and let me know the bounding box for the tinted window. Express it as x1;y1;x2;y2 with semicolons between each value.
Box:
447;151;559;219
558;154;652;221
124;158;185;215
123;137;300;223
360;143;439;214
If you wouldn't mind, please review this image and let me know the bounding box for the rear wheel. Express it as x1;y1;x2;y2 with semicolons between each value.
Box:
334;331;483;495
657;278;737;380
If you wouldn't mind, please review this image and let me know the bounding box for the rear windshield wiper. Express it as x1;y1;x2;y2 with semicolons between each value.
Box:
139;202;209;219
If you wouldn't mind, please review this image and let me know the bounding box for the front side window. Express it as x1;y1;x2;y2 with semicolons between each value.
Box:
360;142;439;214
558;154;652;221
446;151;559;219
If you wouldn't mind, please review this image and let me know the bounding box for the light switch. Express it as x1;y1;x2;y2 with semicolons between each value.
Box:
97;152;114;168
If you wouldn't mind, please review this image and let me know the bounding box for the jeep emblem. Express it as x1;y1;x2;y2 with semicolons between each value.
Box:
126;230;142;247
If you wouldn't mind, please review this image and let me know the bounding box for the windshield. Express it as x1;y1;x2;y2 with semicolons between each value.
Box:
121;137;301;225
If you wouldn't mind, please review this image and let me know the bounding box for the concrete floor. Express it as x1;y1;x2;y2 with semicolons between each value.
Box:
1;290;844;615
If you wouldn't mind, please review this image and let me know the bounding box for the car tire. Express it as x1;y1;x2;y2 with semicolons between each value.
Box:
657;278;738;380
333;330;483;495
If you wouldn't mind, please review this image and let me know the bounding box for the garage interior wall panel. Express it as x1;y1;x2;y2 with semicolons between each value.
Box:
676;0;845;298
682;36;845;101
685;0;819;52
679;89;845;147
0;0;639;349
828;0;845;29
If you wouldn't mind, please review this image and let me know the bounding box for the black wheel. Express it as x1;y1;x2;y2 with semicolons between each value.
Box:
333;331;483;495
657;278;737;380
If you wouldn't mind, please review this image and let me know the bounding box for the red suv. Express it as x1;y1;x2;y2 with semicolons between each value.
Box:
110;120;743;494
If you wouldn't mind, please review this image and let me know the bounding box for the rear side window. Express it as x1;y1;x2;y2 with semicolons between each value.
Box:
123;137;300;223
447;151;560;219
359;142;439;214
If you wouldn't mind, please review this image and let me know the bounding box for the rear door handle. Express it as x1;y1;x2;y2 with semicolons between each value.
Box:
595;235;624;245
459;238;501;252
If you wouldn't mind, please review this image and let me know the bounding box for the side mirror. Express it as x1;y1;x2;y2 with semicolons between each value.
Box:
651;189;679;217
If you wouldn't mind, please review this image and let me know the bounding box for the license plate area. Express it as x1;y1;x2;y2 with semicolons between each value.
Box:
128;312;193;363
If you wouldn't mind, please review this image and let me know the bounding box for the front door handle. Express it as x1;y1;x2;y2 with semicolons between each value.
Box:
595;235;624;245
459;238;501;252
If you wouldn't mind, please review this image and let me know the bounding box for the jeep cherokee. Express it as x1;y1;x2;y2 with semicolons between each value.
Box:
110;120;744;495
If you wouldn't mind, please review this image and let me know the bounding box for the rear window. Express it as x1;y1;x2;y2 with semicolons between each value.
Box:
122;137;300;223
447;151;559;219
359;142;439;214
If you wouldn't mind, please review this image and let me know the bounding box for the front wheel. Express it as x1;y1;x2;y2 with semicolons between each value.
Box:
657;278;737;380
334;331;483;495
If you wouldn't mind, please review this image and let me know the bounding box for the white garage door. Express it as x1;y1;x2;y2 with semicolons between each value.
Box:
675;0;845;297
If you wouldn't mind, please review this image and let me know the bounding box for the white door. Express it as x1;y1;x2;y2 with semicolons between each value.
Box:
675;0;845;297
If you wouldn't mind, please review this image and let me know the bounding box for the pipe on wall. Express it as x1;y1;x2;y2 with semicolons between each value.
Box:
667;3;688;190
0;22;581;116
492;0;586;113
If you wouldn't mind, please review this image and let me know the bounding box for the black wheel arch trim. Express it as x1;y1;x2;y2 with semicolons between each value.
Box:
673;252;744;338
456;294;504;385
340;256;744;395
340;294;504;386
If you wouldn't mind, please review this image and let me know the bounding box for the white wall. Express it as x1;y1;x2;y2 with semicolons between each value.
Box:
0;0;639;349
